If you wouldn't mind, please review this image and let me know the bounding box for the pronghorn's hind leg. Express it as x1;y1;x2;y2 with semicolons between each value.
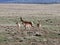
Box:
24;24;32;30
26;24;32;30
24;24;26;30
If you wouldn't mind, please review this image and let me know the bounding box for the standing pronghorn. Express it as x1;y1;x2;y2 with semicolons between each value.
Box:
37;20;42;28
20;17;33;29
16;21;25;36
35;20;42;35
16;21;21;32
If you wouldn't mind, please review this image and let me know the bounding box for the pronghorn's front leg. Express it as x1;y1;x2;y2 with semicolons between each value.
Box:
24;24;26;30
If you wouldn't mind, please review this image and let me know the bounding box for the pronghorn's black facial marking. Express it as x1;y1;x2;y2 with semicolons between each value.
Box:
36;20;42;28
37;23;39;27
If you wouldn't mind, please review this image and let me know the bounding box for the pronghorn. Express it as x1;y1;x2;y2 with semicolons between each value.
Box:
20;17;33;29
35;20;42;36
37;20;42;28
16;21;21;32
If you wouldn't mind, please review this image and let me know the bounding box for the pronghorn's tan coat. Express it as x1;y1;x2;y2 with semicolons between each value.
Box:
20;17;33;29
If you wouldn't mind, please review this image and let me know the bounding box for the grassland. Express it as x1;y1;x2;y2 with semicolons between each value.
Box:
0;4;60;45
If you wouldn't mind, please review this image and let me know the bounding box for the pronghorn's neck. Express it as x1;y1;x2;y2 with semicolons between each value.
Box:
20;17;24;23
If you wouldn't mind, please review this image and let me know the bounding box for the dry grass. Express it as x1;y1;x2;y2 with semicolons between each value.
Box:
0;4;60;45
0;4;60;16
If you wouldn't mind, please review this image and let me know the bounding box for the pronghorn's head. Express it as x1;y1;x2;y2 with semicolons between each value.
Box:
20;17;22;20
20;17;24;22
16;22;18;24
37;20;41;27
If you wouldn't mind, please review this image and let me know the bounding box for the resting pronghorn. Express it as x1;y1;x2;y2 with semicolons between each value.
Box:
20;17;33;29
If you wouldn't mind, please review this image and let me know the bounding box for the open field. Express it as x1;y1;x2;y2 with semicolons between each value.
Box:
0;4;60;16
0;4;60;45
